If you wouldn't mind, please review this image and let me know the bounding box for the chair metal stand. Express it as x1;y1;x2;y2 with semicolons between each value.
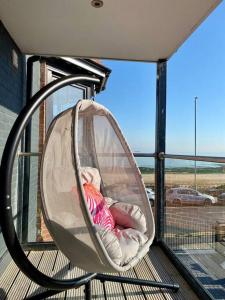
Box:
27;273;179;299
84;280;92;300
96;273;179;291
85;274;179;300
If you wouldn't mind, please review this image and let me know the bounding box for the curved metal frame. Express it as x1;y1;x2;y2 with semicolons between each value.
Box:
0;75;100;290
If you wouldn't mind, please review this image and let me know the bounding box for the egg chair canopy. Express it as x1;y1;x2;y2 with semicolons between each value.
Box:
41;99;154;273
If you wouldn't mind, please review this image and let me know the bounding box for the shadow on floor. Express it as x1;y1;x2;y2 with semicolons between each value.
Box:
25;262;70;299
0;288;7;299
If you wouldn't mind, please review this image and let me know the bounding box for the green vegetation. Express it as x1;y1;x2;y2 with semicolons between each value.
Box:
139;166;225;174
139;167;154;174
166;167;224;174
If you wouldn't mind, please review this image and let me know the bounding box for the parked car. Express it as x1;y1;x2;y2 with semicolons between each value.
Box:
166;187;217;206
217;192;225;205
145;188;155;206
218;192;225;200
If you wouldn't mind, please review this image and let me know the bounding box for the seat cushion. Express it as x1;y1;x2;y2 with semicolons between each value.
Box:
97;226;147;266
115;228;148;265
80;167;148;266
109;202;147;233
97;226;122;265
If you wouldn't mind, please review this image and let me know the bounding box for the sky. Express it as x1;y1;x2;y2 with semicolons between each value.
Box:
96;1;225;157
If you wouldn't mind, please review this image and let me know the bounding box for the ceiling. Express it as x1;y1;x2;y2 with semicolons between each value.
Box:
0;0;221;61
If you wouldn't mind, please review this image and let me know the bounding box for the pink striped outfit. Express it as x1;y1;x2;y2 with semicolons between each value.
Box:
83;183;115;231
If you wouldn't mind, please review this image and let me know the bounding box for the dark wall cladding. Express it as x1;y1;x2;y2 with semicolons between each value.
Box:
0;21;26;112
0;21;26;262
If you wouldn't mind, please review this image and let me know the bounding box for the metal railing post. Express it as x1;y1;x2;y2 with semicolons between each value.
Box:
155;60;167;242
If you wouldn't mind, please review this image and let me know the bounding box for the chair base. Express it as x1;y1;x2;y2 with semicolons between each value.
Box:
27;274;179;300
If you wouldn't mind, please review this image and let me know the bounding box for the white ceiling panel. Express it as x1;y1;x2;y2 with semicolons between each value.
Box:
0;0;221;61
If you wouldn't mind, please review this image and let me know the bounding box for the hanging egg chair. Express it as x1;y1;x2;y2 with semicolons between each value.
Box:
40;99;155;273
0;75;178;294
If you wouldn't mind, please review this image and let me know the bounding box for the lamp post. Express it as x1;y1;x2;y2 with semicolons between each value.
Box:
194;96;198;190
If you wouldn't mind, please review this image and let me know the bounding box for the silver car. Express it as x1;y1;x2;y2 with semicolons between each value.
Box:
145;188;155;206
166;187;217;206
218;193;225;205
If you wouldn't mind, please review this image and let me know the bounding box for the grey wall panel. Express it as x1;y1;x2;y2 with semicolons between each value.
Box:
0;22;25;259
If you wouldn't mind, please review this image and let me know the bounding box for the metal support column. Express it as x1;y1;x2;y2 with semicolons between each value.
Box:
155;59;167;242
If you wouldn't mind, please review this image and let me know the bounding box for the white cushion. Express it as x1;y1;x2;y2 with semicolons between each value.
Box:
96;226;122;265
109;202;147;233
116;228;148;265
96;224;147;266
104;197;118;207
80;169;148;266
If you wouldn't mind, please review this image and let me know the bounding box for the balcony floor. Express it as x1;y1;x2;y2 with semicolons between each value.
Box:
0;245;199;300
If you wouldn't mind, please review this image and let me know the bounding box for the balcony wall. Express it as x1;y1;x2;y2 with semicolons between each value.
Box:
0;22;25;261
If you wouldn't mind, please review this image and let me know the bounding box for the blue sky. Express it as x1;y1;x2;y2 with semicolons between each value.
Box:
96;1;225;156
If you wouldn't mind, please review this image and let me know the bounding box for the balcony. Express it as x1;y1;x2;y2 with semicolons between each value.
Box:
0;246;198;300
0;1;224;299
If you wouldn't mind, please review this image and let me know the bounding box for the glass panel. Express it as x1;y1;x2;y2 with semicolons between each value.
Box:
164;159;225;297
26;156;39;242
46;83;84;129
30;109;40;153
136;156;155;212
27;80;85;243
17;155;40;243
30;61;41;153
0;156;21;258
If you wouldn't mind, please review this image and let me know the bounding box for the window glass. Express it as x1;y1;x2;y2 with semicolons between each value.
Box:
46;77;84;129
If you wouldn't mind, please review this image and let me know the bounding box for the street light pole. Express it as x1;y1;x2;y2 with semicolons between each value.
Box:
194;96;198;190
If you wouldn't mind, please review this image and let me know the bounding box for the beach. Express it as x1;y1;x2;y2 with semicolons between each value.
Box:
142;173;225;188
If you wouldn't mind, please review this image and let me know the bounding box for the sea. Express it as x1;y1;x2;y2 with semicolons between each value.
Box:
135;157;224;169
